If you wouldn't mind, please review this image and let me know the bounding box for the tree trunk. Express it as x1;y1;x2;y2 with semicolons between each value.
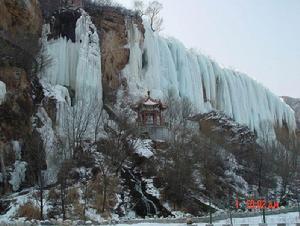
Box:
61;181;66;220
0;147;8;194
209;197;212;224
262;208;266;223
102;176;107;213
39;173;44;220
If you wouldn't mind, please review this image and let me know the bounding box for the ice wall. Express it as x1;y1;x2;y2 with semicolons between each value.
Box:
40;9;102;103
37;10;103;183
123;23;296;137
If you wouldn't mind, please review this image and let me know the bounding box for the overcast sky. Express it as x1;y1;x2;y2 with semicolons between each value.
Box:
115;0;300;98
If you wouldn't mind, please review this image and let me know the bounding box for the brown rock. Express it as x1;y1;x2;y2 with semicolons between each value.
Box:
86;6;145;104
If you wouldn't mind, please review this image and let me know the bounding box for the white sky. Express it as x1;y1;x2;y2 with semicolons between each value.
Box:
115;0;300;98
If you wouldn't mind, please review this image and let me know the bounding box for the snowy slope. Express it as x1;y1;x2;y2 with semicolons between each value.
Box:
123;23;296;138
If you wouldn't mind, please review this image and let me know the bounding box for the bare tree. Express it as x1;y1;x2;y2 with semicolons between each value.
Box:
164;89;194;143
96;110;138;212
134;0;163;32
156;93;197;209
134;0;145;16
62;94;103;159
0;141;8;194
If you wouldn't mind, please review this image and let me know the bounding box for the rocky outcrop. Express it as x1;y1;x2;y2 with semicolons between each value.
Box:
282;96;300;129
47;9;81;42
0;0;43;142
191;111;257;150
85;5;144;104
0;0;42;57
0;0;44;192
39;0;61;17
0;0;41;36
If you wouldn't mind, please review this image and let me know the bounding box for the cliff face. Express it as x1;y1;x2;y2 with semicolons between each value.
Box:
85;6;144;104
0;0;41;36
0;0;43;140
0;0;43;193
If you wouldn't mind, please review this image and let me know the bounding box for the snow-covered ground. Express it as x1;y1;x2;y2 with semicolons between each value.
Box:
114;212;299;226
216;211;300;225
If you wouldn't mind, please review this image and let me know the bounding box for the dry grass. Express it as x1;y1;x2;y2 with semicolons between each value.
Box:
66;187;79;204
93;193;104;213
17;201;40;220
73;202;85;220
47;187;60;202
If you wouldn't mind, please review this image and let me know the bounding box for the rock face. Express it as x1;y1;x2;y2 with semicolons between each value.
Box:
85;5;144;104
0;0;42;59
0;0;41;36
0;0;43;192
282;96;300;129
0;0;43;142
47;9;81;42
191;111;257;147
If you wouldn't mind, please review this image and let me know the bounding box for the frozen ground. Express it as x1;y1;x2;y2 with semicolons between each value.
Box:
216;211;300;225
115;212;300;226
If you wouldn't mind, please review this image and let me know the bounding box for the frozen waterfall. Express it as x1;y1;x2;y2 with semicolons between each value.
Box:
40;9;102;104
37;10;103;184
122;22;296;138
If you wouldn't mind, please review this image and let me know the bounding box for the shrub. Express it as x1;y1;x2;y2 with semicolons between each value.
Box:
48;187;60;202
73;202;85;220
17;201;40;220
66;187;79;204
93;193;104;213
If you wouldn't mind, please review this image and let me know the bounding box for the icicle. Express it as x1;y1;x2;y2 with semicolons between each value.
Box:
122;21;296;139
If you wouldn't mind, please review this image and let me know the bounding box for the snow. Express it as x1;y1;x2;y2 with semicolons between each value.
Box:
9;161;27;191
85;208;103;222
0;189;31;222
40;81;71;135
0;80;6;104
144;178;160;198
221;150;249;195
35;107;59;185
144;99;159;106
113;212;299;225
122;22;296;139
11;141;21;160
134;139;154;158
216;211;300;225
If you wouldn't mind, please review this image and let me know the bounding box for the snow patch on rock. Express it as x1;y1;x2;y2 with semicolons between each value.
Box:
0;81;6;104
144;178;160;198
35;107;59;185
134;139;154;158
9;161;27;191
11;141;22;160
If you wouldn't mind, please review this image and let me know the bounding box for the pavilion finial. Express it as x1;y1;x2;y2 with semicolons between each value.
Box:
147;90;150;98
